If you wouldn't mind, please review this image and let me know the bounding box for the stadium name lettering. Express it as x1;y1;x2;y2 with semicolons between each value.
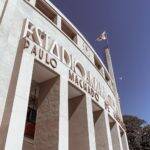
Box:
22;19;110;101
69;70;99;101
24;38;57;69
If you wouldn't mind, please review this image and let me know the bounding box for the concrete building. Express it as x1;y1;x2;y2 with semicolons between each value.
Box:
0;0;129;150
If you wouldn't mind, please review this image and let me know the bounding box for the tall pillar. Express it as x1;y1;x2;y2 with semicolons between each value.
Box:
104;47;122;119
0;0;18;26
0;0;21;127
93;109;113;150
86;95;96;150
104;48;115;84
58;77;68;150
4;51;34;150
111;123;123;150
56;15;61;29
121;133;129;150
0;0;8;23
27;0;36;6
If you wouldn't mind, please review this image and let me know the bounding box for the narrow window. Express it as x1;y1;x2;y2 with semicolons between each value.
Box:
61;19;77;43
35;0;57;24
94;55;102;70
105;74;110;82
105;73;113;89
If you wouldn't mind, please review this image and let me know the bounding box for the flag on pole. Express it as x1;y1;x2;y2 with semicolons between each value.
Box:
96;31;107;41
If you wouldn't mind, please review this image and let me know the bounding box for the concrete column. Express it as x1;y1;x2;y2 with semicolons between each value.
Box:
0;2;24;144
111;123;123;150
93;110;113;150
100;67;105;78
0;0;8;22
56;15;61;29
104;48;115;84
104;48;122;119
0;0;17;26
58;76;68;150
86;95;96;150
0;0;19;126
4;51;34;150
28;0;36;6
121;133;129;150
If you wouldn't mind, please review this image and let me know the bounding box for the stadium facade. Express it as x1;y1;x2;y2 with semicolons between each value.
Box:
0;0;129;150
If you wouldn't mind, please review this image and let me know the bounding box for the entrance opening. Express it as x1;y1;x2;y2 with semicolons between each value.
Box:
24;81;38;140
69;84;90;150
92;102;103;149
109;116;115;131
120;127;124;137
108;116;118;150
23;61;59;150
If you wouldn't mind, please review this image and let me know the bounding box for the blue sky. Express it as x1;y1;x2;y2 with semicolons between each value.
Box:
51;0;150;123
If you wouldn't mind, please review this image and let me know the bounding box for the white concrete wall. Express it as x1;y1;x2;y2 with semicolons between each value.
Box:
0;0;117;129
0;0;129;150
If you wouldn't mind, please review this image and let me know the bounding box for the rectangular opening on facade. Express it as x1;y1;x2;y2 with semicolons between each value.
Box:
23;62;59;150
35;0;57;24
94;55;102;70
68;83;89;150
105;72;110;82
24;81;38;140
92;101;104;150
109;115;115;130
61;19;77;43
109;116;119;150
120;127;127;150
105;72;112;88
120;127;124;137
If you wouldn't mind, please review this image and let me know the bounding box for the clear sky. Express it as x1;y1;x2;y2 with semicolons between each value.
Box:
50;0;150;123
